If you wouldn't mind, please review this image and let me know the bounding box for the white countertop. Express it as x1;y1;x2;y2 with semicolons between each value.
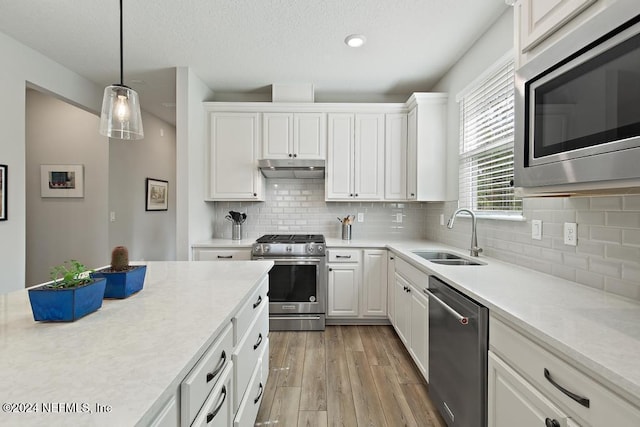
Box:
192;238;256;248
0;261;273;427
193;236;640;407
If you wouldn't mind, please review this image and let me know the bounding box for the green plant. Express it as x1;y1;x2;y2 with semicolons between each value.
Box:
49;260;93;289
110;246;130;272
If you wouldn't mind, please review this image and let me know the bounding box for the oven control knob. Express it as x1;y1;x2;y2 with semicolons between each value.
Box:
286;245;292;252
307;245;314;253
318;245;324;252
264;246;270;253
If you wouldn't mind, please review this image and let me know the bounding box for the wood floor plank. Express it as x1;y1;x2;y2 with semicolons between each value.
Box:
268;386;301;426
340;325;364;351
298;410;329;427
346;351;387;427
371;365;418;427
268;331;289;368
358;326;390;366
378;326;425;384
325;327;358;427
277;331;307;387
400;383;447;427
300;331;327;411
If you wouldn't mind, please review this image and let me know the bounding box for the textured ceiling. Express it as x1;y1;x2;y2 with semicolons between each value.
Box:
0;0;508;125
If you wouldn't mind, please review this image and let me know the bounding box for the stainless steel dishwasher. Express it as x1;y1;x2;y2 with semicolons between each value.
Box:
425;276;488;427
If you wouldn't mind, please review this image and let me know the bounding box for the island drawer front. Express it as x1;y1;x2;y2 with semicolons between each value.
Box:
234;353;265;427
491;317;640;427
233;276;268;346
191;363;234;427
327;249;361;263
181;322;233;426
232;301;269;412
194;249;251;261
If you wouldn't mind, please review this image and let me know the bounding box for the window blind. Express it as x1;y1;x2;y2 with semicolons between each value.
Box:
458;59;521;215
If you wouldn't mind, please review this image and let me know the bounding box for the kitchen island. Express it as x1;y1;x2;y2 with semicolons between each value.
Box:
0;260;273;427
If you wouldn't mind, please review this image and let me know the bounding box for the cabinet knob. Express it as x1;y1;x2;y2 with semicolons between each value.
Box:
293;153;297;158
288;153;293;157
411;193;415;197
329;267;333;272
545;419;560;427
349;193;353;197
390;256;395;260
253;193;257;197
354;193;358;197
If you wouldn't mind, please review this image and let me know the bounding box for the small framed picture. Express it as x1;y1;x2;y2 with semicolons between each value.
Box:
0;164;7;221
146;178;168;211
40;164;84;198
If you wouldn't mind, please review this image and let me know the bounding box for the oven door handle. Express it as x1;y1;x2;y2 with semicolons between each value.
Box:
424;288;469;325
253;257;323;264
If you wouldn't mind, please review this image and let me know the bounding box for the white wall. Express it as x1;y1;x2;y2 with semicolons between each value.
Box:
109;111;177;262
176;67;216;260
0;32;103;293
25;90;109;285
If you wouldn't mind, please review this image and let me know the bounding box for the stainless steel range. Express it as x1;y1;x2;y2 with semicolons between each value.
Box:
251;234;326;331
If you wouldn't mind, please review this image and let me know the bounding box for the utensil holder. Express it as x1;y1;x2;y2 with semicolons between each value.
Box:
232;224;242;240
342;224;352;240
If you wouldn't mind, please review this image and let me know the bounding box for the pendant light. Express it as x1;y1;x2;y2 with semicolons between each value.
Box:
99;0;144;140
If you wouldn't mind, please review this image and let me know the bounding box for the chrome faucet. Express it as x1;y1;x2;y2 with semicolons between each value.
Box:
447;208;483;257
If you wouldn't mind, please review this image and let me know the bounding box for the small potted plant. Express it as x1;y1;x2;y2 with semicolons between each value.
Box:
28;260;107;322
92;246;146;298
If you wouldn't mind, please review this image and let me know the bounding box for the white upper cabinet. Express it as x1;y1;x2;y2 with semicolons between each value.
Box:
207;112;264;201
384;113;408;200
262;112;326;160
406;93;448;201
326;113;385;201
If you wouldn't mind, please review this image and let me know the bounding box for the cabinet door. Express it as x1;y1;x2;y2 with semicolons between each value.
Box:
393;273;411;345
262;113;293;159
208;112;262;200
191;364;234;427
409;286;428;381
406;108;418;200
327;264;360;317
488;352;571;427
354;113;385;200
385;113;408;200
387;254;396;323
193;249;251;261
294;113;326;159
362;249;388;317
519;0;596;53
326;114;354;199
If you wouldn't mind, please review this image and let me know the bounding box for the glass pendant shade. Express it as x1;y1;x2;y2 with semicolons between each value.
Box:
99;84;144;140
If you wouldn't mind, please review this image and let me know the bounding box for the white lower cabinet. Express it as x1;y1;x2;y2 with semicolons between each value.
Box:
234;337;269;427
191;363;234;427
391;257;429;381
326;249;388;319
386;254;396;323
150;394;179;427
490;314;640;427
193;248;251;261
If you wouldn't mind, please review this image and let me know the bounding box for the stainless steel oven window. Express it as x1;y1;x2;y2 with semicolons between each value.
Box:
268;263;319;302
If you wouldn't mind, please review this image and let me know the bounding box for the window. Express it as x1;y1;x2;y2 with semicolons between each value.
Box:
457;55;522;217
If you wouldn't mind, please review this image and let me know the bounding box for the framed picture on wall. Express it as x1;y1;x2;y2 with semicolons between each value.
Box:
146;178;168;211
40;164;84;198
0;164;7;221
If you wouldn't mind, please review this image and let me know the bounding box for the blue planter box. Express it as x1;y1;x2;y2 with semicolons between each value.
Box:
28;278;107;322
93;265;146;299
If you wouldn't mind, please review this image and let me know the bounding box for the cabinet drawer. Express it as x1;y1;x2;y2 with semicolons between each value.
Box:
149;394;178;427
191;363;234;427
233;359;265;427
491;316;640;426
232;301;269;412
181;322;233;426
395;257;428;287
233;276;268;346
327;249;361;263
194;249;251;261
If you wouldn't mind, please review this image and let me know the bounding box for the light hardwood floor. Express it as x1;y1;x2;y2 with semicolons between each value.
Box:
256;325;447;427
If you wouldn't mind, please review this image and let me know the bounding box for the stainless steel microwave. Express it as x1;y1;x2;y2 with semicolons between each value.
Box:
515;8;640;193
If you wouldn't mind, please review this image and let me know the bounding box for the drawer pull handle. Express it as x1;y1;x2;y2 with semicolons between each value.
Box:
543;368;590;408
206;385;227;423
206;351;227;383
336;255;352;259
254;382;264;404
217;255;233;259
545;418;560;427
253;295;262;309
253;333;263;350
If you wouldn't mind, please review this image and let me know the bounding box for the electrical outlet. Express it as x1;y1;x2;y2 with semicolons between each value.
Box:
564;222;577;246
396;213;403;223
110;211;116;222
531;220;542;240
439;214;445;226
357;212;364;222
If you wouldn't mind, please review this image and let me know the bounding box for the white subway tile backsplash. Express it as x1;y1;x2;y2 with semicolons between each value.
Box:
590;226;622;243
590;196;622;210
623;229;640;247
576;211;606;225
607;212;640;228
588;258;622;278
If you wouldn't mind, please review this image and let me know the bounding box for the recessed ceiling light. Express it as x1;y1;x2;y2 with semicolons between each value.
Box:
344;34;366;48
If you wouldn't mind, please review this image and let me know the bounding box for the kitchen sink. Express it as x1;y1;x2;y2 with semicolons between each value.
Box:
411;250;484;266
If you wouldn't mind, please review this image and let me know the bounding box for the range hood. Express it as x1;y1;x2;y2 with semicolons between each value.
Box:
258;159;325;179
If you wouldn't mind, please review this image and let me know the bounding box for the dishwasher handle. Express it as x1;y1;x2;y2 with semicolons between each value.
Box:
424;288;469;325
